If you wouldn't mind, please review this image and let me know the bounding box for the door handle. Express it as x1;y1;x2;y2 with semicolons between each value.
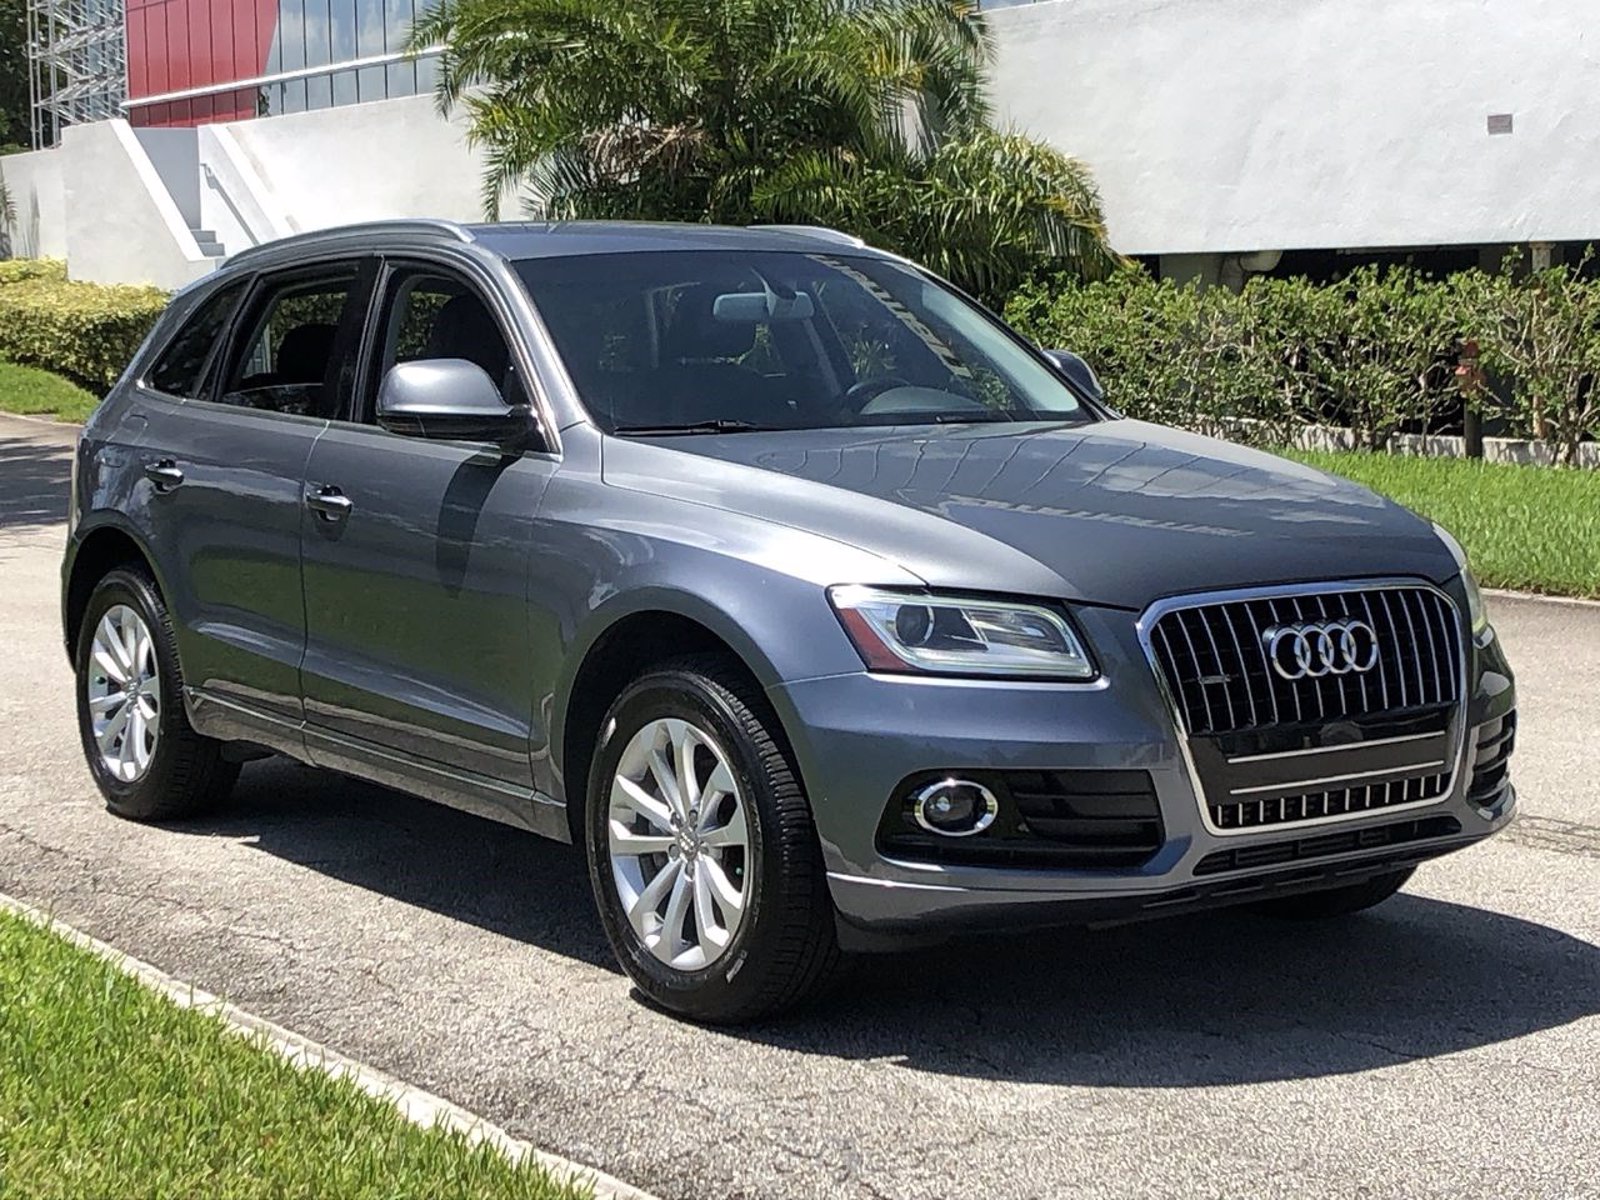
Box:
143;460;184;492
305;485;354;520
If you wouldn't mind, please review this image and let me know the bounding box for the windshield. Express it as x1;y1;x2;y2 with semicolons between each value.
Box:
513;251;1093;434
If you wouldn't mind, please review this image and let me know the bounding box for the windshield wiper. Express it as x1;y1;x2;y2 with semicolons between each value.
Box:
612;419;775;436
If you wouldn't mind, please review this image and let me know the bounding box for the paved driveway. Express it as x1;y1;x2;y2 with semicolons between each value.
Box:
3;414;1597;1200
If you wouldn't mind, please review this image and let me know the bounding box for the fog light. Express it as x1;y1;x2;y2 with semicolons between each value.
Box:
912;779;999;837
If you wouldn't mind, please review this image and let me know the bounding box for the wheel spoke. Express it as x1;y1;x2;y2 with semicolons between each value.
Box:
97;614;133;676
608;824;675;856
693;867;728;952
647;748;683;815
672;721;701;813
96;703;131;754
88;692;124;715
128;708;151;772
659;867;693;959
92;645;127;686
133;629;155;681
702;858;745;921
612;774;673;832
627;858;681;939
117;614;140;677
702;802;747;849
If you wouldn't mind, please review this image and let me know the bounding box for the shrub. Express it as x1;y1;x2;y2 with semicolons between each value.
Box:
1453;257;1600;465
1005;262;1600;456
0;258;68;285
1007;267;1317;445
1283;265;1461;450
0;275;168;392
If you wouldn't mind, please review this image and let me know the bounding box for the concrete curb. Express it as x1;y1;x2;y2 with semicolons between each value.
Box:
0;892;661;1200
1485;587;1600;610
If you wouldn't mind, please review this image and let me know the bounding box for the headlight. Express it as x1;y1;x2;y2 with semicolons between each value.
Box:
1433;523;1492;643
827;586;1096;679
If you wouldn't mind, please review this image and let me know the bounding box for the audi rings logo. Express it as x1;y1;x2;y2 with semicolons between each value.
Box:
1263;619;1380;680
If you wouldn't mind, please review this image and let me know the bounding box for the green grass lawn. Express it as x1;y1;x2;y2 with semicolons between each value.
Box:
1287;449;1600;600
0;360;99;423
0;909;594;1200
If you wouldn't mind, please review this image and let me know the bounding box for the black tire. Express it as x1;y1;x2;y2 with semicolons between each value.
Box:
585;654;840;1024
74;567;240;822
1254;867;1415;919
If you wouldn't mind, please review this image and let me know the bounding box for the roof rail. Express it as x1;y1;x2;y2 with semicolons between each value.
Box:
749;224;867;249
226;218;475;266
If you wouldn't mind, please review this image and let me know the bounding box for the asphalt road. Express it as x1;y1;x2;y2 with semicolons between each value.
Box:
3;414;1598;1200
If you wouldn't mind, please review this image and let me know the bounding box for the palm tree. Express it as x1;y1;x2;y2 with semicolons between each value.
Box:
410;0;1117;301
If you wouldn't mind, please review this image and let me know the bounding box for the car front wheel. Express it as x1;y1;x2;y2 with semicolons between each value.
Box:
586;655;839;1023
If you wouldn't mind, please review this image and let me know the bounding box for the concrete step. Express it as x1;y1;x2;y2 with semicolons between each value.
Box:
189;228;226;258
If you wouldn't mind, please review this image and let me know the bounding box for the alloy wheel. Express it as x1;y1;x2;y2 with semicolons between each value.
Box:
607;717;751;970
86;604;160;782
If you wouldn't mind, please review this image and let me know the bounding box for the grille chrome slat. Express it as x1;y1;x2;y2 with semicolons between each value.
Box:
1357;592;1391;711
1194;609;1237;731
1226;758;1448;797
1238;603;1281;726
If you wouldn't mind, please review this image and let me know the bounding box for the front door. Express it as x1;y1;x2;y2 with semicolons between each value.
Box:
298;263;557;791
137;261;371;730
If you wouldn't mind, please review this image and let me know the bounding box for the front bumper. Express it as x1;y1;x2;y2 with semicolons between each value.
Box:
767;600;1517;944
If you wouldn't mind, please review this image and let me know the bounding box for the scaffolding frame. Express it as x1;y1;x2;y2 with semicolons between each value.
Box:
27;0;126;149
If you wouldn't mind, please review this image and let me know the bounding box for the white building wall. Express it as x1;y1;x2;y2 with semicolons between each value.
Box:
1;147;68;259
0;95;489;286
223;94;488;232
60;121;215;289
987;0;1600;255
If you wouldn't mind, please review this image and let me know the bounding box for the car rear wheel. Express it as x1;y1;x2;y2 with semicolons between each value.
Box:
75;567;239;821
586;655;840;1023
1254;867;1415;919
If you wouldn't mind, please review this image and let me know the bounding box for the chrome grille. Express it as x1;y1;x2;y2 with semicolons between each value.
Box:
1144;583;1470;837
1149;586;1464;737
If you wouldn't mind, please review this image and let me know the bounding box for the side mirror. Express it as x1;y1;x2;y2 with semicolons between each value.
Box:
377;359;538;453
1042;349;1106;403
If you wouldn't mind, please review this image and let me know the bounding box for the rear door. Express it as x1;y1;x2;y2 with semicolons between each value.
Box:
298;259;558;791
135;259;374;731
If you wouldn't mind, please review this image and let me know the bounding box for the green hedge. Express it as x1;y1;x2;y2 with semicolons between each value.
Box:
1005;260;1600;465
0;258;68;285
0;263;167;392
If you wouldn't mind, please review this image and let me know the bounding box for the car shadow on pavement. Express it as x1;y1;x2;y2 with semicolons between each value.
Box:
206;757;1600;1087
0;433;72;534
207;757;619;972
753;893;1600;1087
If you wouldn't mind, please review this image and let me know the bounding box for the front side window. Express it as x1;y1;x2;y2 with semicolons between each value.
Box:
363;267;522;420
513;250;1092;433
218;268;362;417
147;282;246;398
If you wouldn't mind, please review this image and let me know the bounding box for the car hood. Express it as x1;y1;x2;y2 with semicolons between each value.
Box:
601;420;1459;609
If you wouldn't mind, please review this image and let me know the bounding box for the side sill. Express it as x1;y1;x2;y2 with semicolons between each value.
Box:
185;688;572;845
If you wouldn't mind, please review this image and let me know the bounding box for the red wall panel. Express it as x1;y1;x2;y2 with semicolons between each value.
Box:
125;0;280;127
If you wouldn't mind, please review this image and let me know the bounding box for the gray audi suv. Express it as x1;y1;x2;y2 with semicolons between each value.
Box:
62;220;1517;1021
